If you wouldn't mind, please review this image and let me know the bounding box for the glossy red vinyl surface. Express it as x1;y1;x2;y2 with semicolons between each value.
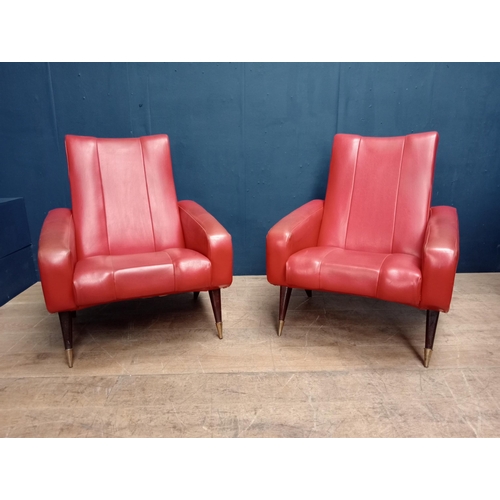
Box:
420;206;460;312
66;135;185;259
266;200;324;286
73;249;211;307
287;247;421;306
178;200;233;288
318;132;438;257
38;208;77;313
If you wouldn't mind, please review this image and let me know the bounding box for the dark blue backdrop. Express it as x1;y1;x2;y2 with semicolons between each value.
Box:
1;62;499;276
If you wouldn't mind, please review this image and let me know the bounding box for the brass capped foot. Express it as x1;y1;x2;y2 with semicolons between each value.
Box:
278;320;285;337
424;348;432;368
66;348;74;368
216;322;223;339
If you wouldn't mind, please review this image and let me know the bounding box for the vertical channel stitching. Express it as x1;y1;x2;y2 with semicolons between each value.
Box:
95;139;112;257
343;137;362;249
390;137;406;253
139;137;157;251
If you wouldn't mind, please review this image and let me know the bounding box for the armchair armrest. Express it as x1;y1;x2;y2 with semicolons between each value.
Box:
266;200;324;286
38;208;78;313
420;206;460;312
178;200;233;288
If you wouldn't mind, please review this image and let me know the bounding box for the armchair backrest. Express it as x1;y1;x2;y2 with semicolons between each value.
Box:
65;134;185;259
318;132;439;258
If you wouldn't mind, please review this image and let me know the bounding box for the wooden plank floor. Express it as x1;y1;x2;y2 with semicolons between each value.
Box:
0;274;499;437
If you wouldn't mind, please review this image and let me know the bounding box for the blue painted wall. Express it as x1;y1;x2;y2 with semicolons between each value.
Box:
1;63;499;276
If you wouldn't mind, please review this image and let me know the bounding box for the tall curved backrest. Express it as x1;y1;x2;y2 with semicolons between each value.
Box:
66;134;185;260
318;132;439;258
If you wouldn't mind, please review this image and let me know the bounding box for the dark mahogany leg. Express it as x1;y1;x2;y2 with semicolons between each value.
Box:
208;289;223;339
58;311;74;368
193;292;200;300
424;310;440;368
278;286;292;336
305;290;312;297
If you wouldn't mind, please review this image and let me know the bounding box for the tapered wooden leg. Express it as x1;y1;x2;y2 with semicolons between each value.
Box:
424;310;440;368
305;290;312;297
208;289;223;339
278;286;292;336
193;291;200;300
58;311;74;368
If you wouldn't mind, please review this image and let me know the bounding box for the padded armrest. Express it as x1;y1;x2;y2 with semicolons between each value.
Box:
420;206;460;312
38;208;78;313
178;200;233;288
266;200;324;286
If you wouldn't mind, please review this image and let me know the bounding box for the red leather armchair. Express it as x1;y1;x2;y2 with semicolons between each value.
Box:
266;132;459;367
38;135;233;367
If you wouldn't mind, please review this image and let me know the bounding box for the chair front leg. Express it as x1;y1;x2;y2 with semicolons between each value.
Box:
208;289;223;339
424;310;440;368
58;311;74;368
278;286;292;336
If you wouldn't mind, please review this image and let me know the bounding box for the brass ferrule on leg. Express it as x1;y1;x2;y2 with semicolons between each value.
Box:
66;348;74;368
216;322;223;339
278;320;285;337
424;348;432;368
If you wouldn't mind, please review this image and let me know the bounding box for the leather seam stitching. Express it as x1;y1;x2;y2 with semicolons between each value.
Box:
420;208;434;307
178;205;212;261
95;139;112;257
375;254;391;297
139;137;157;252
344;138;361;249
391;136;406;254
109;256;118;302
317;248;338;291
421;209;433;274
163;249;175;292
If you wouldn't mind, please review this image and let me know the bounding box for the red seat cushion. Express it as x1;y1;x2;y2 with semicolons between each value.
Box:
73;248;211;307
286;246;422;307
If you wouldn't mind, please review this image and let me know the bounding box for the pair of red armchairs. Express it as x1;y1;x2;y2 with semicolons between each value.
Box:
38;132;459;368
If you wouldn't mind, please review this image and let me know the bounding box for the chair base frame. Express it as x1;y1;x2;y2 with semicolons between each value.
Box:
57;288;224;367
277;287;442;368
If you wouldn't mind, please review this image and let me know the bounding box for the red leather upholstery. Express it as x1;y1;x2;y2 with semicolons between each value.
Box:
318;133;438;257
38;208;77;313
66;135;185;259
286;248;422;307
267;132;459;313
73;249;212;307
266;199;324;286
178;200;233;288
39;134;233;313
420;206;460;312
